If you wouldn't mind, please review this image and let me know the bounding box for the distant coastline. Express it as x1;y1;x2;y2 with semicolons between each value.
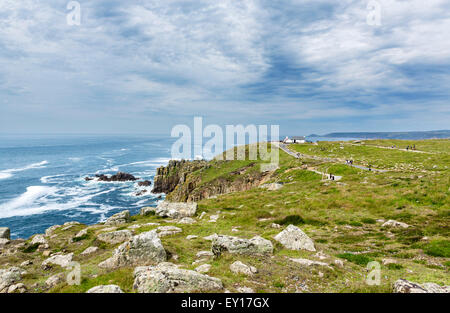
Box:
308;130;450;140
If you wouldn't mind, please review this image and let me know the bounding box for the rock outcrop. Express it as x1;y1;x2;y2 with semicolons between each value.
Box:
95;172;137;182
104;210;131;226
211;235;273;256
0;267;25;293
274;225;316;252
138;180;152;187
98;230;133;244
152;160;208;195
133;262;223;293
87;285;124;293
42;253;74;269
0;228;10;240
98;230;166;269
152;159;272;202
154;202;197;219
393;279;450;293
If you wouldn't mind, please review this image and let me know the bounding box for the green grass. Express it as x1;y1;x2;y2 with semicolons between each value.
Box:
424;240;450;257
2;139;449;293
337;253;373;266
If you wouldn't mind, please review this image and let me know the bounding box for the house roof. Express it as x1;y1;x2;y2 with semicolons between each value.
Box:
291;136;305;140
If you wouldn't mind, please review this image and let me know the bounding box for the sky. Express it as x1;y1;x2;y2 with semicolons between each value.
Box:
0;0;449;135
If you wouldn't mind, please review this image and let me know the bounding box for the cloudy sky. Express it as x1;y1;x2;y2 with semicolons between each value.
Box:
0;0;449;135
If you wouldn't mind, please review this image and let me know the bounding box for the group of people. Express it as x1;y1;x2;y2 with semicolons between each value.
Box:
329;174;336;181
345;159;354;165
406;145;416;151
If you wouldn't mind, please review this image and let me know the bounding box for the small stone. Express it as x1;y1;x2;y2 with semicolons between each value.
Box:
20;260;32;267
334;259;344;267
178;217;196;224
271;223;281;229
237;286;255;293
87;285;124;293
382;258;398;265
209;215;220;223
230;261;257;276
186;235;198;240
195;264;211;273
382;220;409;228
156;226;182;237
80;246;99;256
289;258;331;268
73;229;88;239
196;251;214;259
46;274;64;288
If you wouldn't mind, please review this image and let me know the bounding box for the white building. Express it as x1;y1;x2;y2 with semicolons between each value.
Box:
283;136;306;144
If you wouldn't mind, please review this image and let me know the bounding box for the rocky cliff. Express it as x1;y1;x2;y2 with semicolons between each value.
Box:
152;159;273;202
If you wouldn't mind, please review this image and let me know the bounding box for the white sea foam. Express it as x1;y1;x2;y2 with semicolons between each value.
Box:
0;161;49;180
40;174;67;184
0;184;119;218
0;186;58;218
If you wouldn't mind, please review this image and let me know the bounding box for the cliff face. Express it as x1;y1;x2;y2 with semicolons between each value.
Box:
153;159;273;202
152;160;209;195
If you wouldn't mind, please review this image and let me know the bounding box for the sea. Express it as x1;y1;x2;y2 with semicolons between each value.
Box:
0;134;353;239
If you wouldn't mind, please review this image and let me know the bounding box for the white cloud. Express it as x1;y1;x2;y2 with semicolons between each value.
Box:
0;0;449;133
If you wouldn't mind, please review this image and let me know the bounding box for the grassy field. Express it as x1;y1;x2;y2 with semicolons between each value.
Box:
1;139;448;293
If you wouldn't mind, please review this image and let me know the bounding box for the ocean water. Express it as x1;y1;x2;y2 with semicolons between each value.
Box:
0;134;176;239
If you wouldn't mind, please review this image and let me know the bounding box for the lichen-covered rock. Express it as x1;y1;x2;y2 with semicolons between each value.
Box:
156;226;182;237
42;253;74;269
289;258;331;268
98;230;133;244
105;210;131;226
178;217;196;224
0;227;10;240
73;229;88;240
230;261;258;276
98;230;166;269
393;279;450;293
45;225;61;237
46;274;64;288
7;283;27;293
0;267;24;293
80;246;99;256
211;235;273;256
382;220;409;228
87;285;124;293
259;183;283;191
31;234;48;247
274;225;316;252
155;202;197;219
133;262;223;293
195;264;211;274
140;207;156;216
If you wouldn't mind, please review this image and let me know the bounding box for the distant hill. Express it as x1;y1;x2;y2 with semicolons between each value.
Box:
311;130;450;140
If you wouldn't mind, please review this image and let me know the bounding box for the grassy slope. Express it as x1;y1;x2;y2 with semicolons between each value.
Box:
1;139;449;293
